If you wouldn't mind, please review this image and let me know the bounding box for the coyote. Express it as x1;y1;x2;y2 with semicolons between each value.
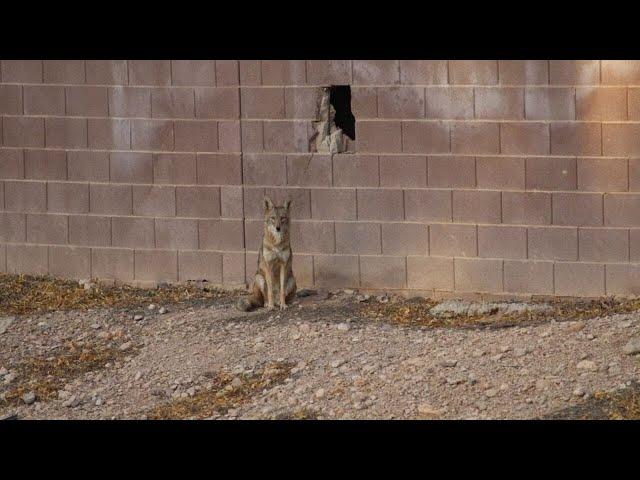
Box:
236;196;297;311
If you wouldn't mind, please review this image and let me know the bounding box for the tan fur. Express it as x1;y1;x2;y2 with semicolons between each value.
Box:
236;197;297;312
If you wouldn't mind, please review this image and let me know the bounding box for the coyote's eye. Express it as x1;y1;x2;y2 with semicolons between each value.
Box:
281;217;287;223
270;217;276;221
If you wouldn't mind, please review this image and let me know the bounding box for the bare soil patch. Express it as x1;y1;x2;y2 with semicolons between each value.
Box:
1;275;640;420
544;381;640;420
0;274;232;317
357;295;640;330
2;339;138;407
146;360;294;420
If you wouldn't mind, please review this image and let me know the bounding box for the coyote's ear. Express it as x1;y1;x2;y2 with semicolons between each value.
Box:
283;199;291;210
263;196;274;211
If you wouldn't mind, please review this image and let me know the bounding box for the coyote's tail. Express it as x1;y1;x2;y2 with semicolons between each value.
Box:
236;293;261;312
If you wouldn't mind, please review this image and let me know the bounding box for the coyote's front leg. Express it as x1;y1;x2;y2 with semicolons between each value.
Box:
279;263;287;310
265;265;275;310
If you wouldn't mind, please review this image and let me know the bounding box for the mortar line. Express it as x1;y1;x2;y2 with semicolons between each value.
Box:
452;257;456;290
404;256;408;289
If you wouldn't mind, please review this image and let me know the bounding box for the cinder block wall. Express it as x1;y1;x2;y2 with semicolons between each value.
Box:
3;60;640;297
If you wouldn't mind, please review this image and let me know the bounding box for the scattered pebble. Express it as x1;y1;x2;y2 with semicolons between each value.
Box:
231;377;243;388
622;338;640;355
577;360;597;372
439;359;458;368
0;316;15;335
22;391;36;405
330;359;346;369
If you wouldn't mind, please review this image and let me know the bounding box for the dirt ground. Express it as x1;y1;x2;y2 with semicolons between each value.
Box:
1;275;640;420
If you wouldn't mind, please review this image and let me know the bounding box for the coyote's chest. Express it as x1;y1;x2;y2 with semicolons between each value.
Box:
262;245;290;263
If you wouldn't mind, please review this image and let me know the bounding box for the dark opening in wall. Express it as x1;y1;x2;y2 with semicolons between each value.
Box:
329;85;355;140
311;85;356;153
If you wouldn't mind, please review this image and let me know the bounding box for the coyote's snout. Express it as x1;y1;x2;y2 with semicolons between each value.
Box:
236;196;297;312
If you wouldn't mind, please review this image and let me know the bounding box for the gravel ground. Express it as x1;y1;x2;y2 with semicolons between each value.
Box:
1;290;640;420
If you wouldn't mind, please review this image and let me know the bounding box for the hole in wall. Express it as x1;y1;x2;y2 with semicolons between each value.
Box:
310;85;355;154
329;85;355;140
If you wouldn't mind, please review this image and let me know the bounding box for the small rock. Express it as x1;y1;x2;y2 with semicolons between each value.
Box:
490;353;503;361
22;392;36;405
0;367;7;376
298;323;311;333
148;304;156;311
577;360;597;371
536;379;550;390
573;387;586;397
134;371;142;381
439;359;458;368
231;377;243;388
343;289;355;295
622;338;640;355
3;372;17;384
362;364;377;373
330;359;345;369
315;388;326;399
95;398;103;406
0;412;18;421
186;387;196;397
119;341;133;351
90;323;101;330
336;323;350;331
159;307;168;314
133;315;143;321
64;396;81;408
485;388;498;398
567;321;585;333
